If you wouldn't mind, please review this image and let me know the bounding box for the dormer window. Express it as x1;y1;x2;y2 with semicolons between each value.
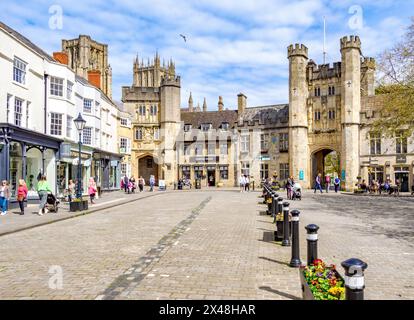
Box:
184;124;192;132
201;123;212;132
221;122;229;130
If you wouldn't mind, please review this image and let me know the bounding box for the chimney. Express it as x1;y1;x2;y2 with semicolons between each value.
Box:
218;96;224;111
202;98;207;112
188;92;194;112
88;70;102;90
53;52;68;65
237;93;247;114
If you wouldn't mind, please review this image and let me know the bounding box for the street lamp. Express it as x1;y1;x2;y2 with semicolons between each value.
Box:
74;113;86;199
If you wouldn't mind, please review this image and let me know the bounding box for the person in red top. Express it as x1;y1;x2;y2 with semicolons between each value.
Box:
325;174;331;193
17;179;28;215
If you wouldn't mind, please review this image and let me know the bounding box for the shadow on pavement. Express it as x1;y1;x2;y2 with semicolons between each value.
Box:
258;286;301;300
258;256;290;266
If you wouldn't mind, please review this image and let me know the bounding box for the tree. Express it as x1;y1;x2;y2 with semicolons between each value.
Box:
372;17;414;138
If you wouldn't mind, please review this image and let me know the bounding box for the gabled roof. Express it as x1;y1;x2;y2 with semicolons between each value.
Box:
0;21;55;62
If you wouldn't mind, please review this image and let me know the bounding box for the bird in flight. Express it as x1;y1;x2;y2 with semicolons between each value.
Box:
180;34;187;42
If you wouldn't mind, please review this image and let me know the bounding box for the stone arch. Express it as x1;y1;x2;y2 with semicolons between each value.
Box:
309;147;340;184
137;152;159;184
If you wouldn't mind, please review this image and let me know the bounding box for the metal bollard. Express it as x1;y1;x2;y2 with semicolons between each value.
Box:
289;209;302;267
282;202;291;247
271;193;278;219
305;224;319;266
341;258;368;300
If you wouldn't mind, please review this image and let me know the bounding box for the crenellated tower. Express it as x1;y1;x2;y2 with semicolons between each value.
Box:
340;35;362;190
288;43;310;187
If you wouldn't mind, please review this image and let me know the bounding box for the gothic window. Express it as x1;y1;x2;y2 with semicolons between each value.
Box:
314;111;321;121
139;105;146;116
328;110;336;120
315;87;321;97
135;127;143;140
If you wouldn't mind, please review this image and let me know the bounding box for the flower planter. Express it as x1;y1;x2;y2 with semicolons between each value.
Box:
69;200;89;212
300;260;345;300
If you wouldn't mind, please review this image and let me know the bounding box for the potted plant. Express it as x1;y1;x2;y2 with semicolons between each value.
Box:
300;259;345;300
275;213;292;241
69;198;89;212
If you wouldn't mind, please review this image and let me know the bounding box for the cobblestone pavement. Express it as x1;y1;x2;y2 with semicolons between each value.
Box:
0;189;413;300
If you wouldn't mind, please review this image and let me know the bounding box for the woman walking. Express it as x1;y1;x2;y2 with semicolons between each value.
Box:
37;175;52;216
88;177;97;204
17;179;28;215
68;179;75;202
138;176;145;192
0;180;10;216
149;175;155;192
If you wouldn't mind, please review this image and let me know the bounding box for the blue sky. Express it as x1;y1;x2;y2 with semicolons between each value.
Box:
1;0;413;109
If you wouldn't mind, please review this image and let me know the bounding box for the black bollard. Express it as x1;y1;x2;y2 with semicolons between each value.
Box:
282;202;291;247
305;224;319;266
341;258;368;300
289;209;302;267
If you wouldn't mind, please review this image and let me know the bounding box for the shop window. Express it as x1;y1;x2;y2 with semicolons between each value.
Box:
219;166;228;180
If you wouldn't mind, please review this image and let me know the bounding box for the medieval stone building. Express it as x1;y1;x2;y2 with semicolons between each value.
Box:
122;36;414;191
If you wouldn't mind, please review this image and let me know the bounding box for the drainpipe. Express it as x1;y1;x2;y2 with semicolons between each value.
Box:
44;74;48;134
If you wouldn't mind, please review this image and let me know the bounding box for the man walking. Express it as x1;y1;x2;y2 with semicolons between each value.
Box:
314;173;323;193
123;175;129;194
334;176;341;193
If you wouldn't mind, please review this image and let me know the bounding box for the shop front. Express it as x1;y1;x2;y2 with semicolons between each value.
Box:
92;149;121;192
0;124;62;207
58;142;93;199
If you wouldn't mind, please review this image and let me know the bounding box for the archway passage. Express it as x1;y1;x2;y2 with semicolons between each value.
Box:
311;149;340;186
138;155;159;184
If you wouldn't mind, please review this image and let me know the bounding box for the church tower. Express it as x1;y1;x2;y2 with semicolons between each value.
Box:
288;44;310;187
340;36;362;190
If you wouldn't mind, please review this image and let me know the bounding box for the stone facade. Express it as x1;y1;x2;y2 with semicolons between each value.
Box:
121;36;413;191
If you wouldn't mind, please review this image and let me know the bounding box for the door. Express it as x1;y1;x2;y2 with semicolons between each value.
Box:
207;170;215;186
395;172;409;192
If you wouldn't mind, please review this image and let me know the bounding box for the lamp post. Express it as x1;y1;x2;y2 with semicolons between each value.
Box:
74;113;86;199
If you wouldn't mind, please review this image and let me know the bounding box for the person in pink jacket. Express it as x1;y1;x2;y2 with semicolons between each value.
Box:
17;179;28;215
88;177;97;204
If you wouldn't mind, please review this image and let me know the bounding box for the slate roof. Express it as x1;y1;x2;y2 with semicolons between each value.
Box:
180;110;239;129
0;21;55;62
239;104;289;126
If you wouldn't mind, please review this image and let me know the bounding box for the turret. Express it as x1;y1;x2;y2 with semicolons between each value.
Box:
160;75;181;123
340;35;362;191
361;57;376;96
188;92;194;112
287;43;309;187
203;98;207;112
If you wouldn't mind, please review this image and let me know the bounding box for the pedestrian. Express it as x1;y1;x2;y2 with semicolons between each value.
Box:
130;175;136;193
149;175;155;192
17;179;28;215
138;176;145;192
244;175;250;192
334;176;341;193
123;174;129;193
325;174;331;193
68;179;75;202
88;177;97;204
395;178;400;197
286;176;293;199
314;173;323;193
239;175;245;192
37;175;52;216
0;180;11;216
